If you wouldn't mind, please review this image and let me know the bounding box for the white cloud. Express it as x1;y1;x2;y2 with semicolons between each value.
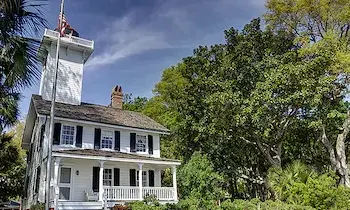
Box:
85;0;266;71
85;15;174;69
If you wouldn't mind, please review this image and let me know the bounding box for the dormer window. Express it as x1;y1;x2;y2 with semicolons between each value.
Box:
61;125;75;145
136;135;146;152
101;130;113;149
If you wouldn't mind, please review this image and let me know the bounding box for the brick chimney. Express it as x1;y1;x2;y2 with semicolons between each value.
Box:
111;85;123;109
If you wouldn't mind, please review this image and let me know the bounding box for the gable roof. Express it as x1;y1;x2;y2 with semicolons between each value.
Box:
31;94;169;133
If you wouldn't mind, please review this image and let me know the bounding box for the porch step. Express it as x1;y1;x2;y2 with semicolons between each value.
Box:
58;201;102;210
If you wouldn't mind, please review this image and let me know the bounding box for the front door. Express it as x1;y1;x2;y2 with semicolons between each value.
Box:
59;167;72;200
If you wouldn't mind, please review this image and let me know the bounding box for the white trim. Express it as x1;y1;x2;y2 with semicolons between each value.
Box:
52;152;181;166
37;114;169;135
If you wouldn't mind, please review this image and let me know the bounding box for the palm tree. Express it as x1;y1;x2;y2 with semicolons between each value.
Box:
0;0;46;131
268;161;315;201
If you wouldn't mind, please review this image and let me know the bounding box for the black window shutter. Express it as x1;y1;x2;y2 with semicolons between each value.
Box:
149;170;155;187
148;135;153;154
53;123;61;145
94;128;101;149
92;167;100;192
27;143;33;162
39;125;45;147
35;166;41;193
130;133;136;152
114;168;120;186
76;126;83;148
130;169;136;186
114;131;120;151
24;176;29;198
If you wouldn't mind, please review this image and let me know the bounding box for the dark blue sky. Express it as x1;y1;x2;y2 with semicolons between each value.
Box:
20;0;265;118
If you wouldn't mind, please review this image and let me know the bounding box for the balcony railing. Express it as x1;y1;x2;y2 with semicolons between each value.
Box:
43;29;94;49
103;186;175;201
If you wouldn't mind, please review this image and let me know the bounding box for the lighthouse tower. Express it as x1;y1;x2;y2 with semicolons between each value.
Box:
37;17;94;105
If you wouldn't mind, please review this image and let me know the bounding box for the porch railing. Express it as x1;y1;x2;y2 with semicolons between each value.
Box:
103;186;175;201
104;186;139;201
142;187;174;201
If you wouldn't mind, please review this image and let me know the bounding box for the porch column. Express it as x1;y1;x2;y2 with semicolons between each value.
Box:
172;166;178;201
138;163;143;200
99;161;105;201
53;157;61;210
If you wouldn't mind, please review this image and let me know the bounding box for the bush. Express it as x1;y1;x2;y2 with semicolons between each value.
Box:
30;203;44;210
178;152;226;201
268;161;350;209
221;199;315;210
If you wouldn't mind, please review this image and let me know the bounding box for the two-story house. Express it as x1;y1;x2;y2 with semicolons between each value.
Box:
21;27;180;210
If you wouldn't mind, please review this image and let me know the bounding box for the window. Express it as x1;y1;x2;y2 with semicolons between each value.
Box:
136;171;147;186
103;169;112;186
61;125;75;145
60;168;71;184
101;130;113;149
136;135;146;152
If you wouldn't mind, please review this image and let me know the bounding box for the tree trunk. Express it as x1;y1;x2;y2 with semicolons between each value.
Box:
335;116;350;187
321;113;350;187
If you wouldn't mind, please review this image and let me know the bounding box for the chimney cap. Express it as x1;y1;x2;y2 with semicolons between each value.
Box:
111;85;122;96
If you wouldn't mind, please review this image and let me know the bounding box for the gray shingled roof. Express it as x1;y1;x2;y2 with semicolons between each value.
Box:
31;94;169;133
54;149;180;163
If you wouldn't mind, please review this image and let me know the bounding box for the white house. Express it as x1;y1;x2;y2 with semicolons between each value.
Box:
21;27;180;210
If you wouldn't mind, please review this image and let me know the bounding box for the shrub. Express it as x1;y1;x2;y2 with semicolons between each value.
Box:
221;199;315;210
30;203;44;210
268;161;350;209
178;152;226;201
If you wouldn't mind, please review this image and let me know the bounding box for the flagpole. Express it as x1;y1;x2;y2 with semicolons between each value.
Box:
45;0;64;210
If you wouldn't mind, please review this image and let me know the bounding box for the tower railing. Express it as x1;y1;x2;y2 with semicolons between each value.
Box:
44;29;94;49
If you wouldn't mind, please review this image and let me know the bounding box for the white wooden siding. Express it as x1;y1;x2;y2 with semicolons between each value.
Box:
39;43;84;105
51;120;161;158
60;159;163;201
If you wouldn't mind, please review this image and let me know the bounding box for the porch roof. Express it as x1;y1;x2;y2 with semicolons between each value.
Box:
53;149;181;165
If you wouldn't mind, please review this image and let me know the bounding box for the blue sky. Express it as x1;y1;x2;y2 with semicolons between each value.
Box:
20;0;266;118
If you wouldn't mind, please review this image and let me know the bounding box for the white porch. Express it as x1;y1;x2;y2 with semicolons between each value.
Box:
50;151;180;209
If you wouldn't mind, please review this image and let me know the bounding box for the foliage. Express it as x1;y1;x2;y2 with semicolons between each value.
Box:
265;0;350;41
0;121;26;202
268;161;350;209
265;0;350;187
221;199;315;210
0;0;45;132
123;93;148;112
124;0;350;202
29;202;44;210
177;152;226;209
129;198;316;210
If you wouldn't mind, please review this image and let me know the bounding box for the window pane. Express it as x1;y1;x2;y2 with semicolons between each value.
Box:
103;169;112;186
136;135;146;152
60;168;71;184
101;130;113;149
59;187;70;200
136;170;147;187
61;125;75;145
